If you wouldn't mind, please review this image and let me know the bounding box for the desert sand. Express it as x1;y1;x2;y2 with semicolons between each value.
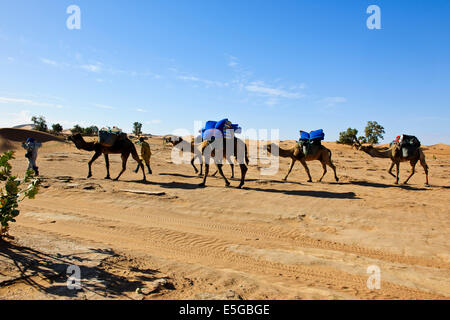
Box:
0;128;449;300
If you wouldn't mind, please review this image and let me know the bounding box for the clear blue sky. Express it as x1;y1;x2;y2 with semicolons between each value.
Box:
1;0;449;144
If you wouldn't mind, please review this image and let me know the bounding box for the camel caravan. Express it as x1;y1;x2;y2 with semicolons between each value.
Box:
68;121;429;188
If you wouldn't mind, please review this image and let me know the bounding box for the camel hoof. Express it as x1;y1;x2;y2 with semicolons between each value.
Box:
282;178;287;182
105;176;111;180
225;183;231;187
198;183;206;188
307;179;312;183
237;184;244;189
87;175;92;179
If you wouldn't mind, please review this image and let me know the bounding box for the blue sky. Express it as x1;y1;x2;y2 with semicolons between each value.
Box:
1;0;449;144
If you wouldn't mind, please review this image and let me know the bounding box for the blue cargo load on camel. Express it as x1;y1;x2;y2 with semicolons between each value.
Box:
200;119;242;141
300;129;325;142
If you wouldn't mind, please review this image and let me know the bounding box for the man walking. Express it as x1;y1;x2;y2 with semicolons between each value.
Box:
134;137;152;174
22;137;42;176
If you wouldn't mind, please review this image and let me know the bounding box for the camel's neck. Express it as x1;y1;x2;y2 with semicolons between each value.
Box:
72;137;96;151
362;147;392;158
269;144;293;158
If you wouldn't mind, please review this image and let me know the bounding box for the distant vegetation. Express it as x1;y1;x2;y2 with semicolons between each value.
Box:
30;116;66;136
71;125;99;136
31;115;48;132
133;122;143;136
337;121;385;145
51;123;64;135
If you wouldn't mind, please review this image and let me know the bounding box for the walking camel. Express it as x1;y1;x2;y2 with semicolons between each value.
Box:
199;136;249;188
352;137;429;185
165;135;236;178
68;133;146;181
266;142;339;182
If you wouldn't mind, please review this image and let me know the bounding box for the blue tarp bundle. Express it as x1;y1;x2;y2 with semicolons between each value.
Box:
201;119;241;140
300;129;325;142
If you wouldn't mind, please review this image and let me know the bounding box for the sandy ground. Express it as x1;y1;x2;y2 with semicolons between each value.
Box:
0;131;449;300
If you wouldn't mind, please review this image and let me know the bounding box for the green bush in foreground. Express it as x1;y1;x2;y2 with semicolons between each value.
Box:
0;151;40;239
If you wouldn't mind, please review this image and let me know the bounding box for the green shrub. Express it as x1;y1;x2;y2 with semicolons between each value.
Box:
0;151;40;239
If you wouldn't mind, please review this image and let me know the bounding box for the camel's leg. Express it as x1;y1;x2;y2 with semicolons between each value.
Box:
395;162;400;184
299;158;312;182
198;155;204;177
191;154;199;174
237;164;248;189
114;153;130;181
420;153;429;185
87;151;102;178
211;170;219;177
199;163;209;187
226;155;235;179
403;160;417;184
216;164;230;187
326;158;339;182
130;151;146;181
387;162;396;178
318;161;327;182
283;158;296;181
104;154;111;179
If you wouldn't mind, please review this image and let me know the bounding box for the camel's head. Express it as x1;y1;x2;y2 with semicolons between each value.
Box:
163;135;183;147
266;143;278;154
68;133;82;143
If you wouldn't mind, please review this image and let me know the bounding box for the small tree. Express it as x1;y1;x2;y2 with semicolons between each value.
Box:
0;151;40;239
71;125;84;135
364;121;385;145
133;122;143;136
84;126;99;136
51;123;63;135
31;116;48;132
337;128;359;145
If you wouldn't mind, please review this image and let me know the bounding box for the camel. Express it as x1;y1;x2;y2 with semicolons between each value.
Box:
68;133;146;181
199;136;249;188
353;138;429;185
266;141;339;182
165;135;236;178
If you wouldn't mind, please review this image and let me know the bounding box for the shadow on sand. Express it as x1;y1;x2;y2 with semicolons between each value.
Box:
347;180;429;191
242;187;359;199
0;241;170;299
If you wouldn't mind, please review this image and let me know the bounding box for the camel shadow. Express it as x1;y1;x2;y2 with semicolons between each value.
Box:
0;241;169;299
123;179;202;190
348;180;428;191
245;178;304;186
242;187;359;199
158;173;198;179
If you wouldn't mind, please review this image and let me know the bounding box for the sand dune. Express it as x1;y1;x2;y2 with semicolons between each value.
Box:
0;135;449;300
0;128;65;152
